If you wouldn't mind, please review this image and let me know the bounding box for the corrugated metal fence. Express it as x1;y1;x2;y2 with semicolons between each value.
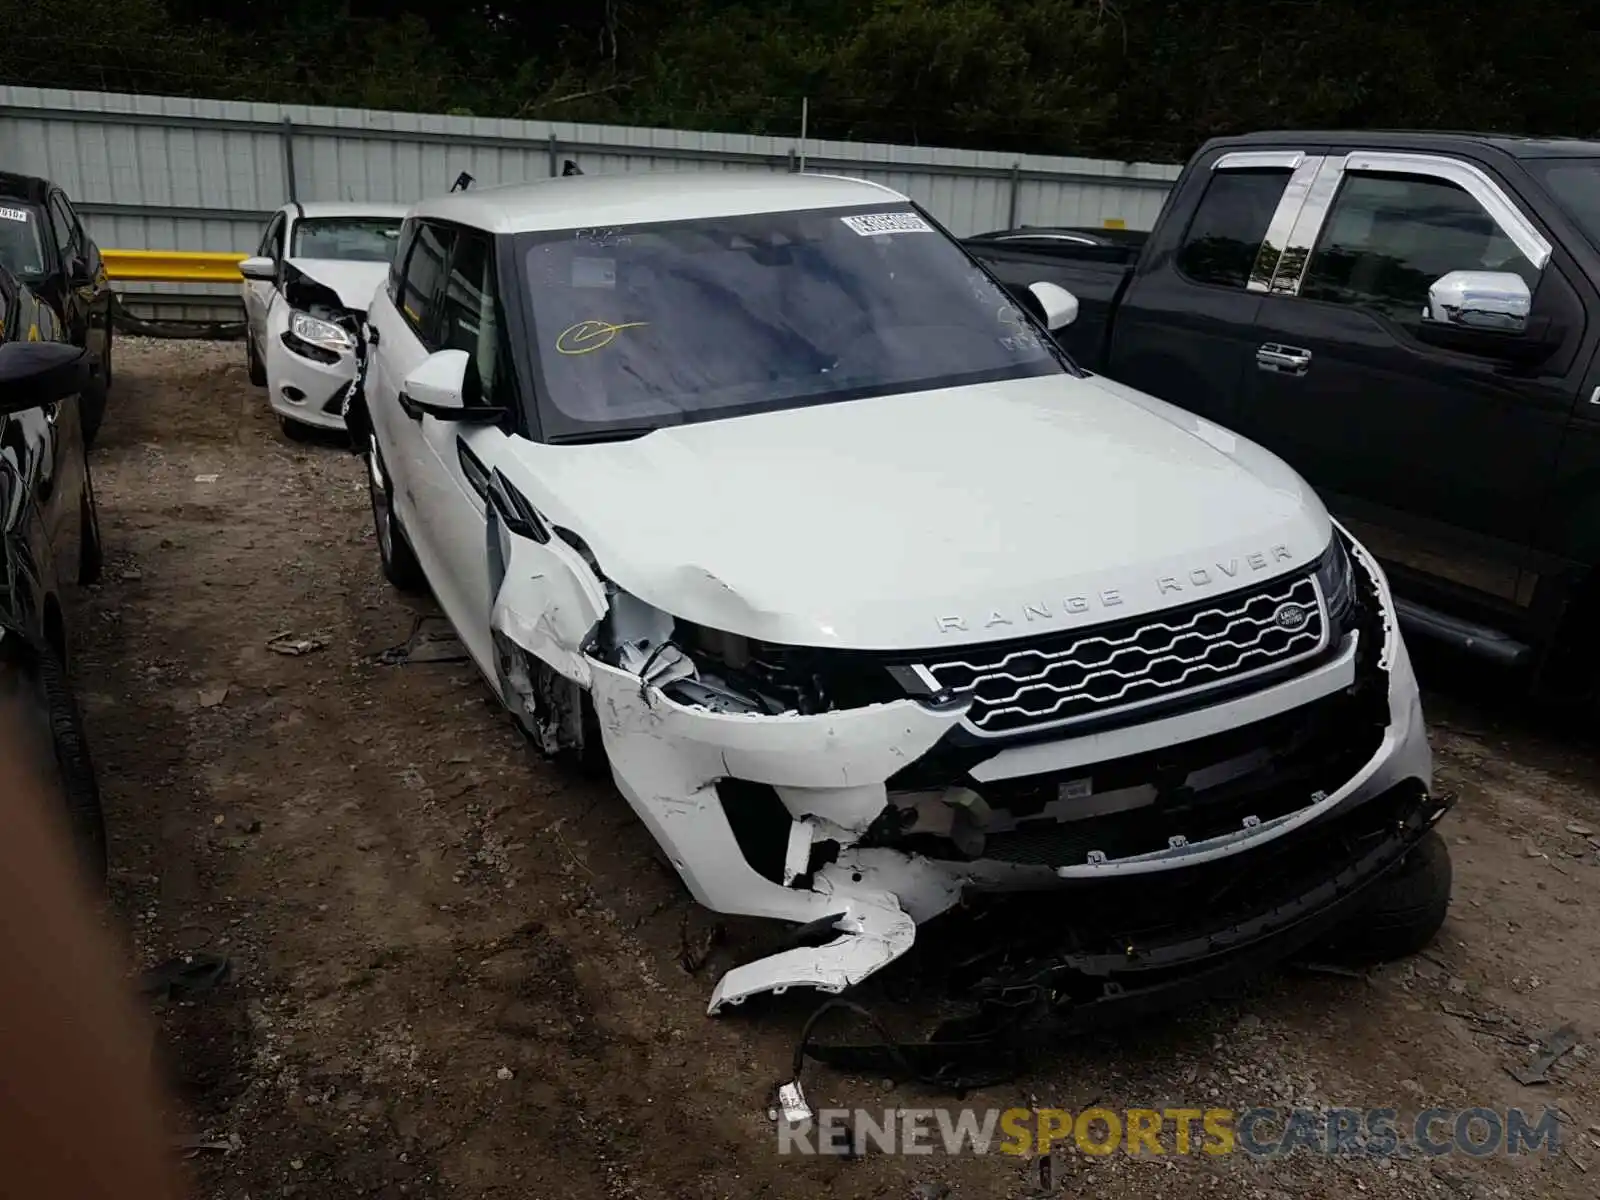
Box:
0;86;1182;321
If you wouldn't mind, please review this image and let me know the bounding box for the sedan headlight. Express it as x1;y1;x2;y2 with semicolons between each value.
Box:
288;310;354;354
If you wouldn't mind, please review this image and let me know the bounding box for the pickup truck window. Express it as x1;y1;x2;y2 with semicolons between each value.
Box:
1299;173;1539;323
1176;168;1290;289
1526;159;1600;251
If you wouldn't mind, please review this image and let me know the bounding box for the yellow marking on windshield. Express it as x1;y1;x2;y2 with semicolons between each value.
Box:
556;319;649;355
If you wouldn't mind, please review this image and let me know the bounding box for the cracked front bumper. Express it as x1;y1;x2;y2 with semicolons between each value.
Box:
582;532;1431;1012
263;329;357;431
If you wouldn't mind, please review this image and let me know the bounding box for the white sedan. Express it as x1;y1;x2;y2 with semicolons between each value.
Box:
239;201;408;436
351;172;1436;1015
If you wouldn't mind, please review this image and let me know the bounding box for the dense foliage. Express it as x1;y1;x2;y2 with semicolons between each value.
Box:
2;1;1596;162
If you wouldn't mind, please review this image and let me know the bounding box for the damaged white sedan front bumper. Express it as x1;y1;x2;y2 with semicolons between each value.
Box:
540;531;1432;1014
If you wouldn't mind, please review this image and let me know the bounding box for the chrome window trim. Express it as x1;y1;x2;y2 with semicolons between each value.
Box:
1247;156;1326;292
1215;150;1305;171
1264;151;1552;296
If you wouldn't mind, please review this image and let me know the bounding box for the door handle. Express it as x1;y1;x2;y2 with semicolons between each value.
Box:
1256;344;1312;375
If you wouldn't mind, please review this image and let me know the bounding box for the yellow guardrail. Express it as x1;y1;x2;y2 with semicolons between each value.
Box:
102;249;247;284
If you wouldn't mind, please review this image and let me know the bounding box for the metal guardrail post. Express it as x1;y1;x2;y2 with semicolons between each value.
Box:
282;117;299;203
548;133;559;178
1007;162;1022;228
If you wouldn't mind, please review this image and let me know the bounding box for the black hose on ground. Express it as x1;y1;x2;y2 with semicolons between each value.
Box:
109;291;247;340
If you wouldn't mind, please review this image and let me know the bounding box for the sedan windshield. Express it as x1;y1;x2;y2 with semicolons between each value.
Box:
516;205;1065;438
291;217;403;262
0;204;47;279
1526;158;1600;250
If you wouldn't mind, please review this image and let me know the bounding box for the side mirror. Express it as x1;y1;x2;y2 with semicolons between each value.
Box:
67;258;93;288
397;349;503;423
1423;270;1530;334
0;342;88;415
239;255;278;283
1417;270;1557;363
1027;281;1079;331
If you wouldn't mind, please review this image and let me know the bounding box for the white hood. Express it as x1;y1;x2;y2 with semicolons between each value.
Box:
285;258;389;312
508;372;1334;651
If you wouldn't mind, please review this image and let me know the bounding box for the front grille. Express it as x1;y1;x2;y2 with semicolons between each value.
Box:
917;572;1327;738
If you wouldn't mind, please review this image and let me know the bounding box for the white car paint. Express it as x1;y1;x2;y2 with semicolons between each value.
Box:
493;373;1330;650
242;202;409;431
361;172;1434;1013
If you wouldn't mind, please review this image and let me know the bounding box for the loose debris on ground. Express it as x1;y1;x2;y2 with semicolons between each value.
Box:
73;340;1600;1198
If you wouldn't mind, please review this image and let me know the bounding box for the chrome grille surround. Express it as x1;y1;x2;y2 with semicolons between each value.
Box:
916;573;1329;738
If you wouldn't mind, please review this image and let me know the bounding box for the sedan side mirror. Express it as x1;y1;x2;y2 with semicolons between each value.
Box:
0;342;88;415
1026;281;1079;331
398;349;505;423
239;255;278;282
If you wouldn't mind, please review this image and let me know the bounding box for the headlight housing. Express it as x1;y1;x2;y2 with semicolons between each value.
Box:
1315;529;1359;633
288;310;354;355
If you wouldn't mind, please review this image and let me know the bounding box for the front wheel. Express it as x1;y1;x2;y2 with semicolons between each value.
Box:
368;437;426;593
246;332;266;387
1314;829;1452;963
36;647;107;885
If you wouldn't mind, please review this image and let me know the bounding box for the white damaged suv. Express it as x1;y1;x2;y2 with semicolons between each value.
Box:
350;172;1442;1016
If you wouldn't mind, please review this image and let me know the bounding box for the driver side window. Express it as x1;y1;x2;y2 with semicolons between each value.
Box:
1299;173;1541;323
257;214;285;260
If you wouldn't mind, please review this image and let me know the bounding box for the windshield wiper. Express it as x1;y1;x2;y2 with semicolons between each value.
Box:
546;425;661;445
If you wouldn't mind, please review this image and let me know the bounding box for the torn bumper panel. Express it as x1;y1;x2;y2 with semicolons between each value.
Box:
567;527;1430;1014
263;302;359;431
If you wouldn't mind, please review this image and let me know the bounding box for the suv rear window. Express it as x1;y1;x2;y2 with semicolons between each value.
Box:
1176;168;1291;289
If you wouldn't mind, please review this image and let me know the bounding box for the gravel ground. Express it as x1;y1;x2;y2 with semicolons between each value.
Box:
69;338;1600;1198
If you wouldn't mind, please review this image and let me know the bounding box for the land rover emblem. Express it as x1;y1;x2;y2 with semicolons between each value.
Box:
1274;602;1309;631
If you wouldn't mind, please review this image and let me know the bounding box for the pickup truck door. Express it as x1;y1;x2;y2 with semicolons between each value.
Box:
1238;151;1581;612
1107;149;1325;429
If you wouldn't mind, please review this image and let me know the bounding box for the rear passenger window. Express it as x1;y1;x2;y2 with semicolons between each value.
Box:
1300;173;1541;323
399;222;451;346
1176;169;1291;289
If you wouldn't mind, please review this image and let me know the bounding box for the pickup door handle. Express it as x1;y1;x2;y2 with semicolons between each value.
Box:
1256;344;1312;375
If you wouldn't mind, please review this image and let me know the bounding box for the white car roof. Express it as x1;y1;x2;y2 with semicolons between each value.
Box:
407;172;907;236
283;201;412;221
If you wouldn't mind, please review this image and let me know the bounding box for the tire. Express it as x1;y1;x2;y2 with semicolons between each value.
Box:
247;332;266;387
78;476;104;586
367;436;425;592
36;647;108;885
1315;829;1452;963
279;415;315;443
80;371;108;450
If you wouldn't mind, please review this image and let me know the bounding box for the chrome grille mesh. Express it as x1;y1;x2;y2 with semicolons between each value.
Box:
919;574;1326;737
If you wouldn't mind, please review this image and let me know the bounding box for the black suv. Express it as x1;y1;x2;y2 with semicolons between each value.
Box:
0;260;107;880
0;172;113;445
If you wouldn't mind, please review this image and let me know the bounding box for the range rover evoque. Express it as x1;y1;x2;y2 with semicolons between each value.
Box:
344;171;1450;1018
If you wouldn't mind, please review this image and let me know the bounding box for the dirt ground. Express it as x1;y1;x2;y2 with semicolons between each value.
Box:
70;338;1600;1199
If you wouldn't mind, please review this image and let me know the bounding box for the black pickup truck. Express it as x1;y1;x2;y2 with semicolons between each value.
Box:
967;131;1600;701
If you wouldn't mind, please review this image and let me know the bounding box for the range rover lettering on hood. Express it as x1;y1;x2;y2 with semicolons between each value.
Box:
935;544;1295;634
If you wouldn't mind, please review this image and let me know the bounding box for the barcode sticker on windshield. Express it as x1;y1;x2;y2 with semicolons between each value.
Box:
841;212;933;237
0;206;28;223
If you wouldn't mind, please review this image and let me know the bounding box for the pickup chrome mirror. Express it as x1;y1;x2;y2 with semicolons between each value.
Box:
1026;281;1079;330
239;255;278;282
1423;270;1531;335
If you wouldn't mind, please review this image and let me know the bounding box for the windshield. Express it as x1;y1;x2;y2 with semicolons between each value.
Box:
1527;159;1600;249
291;217;403;262
0;204;46;279
516;205;1065;438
